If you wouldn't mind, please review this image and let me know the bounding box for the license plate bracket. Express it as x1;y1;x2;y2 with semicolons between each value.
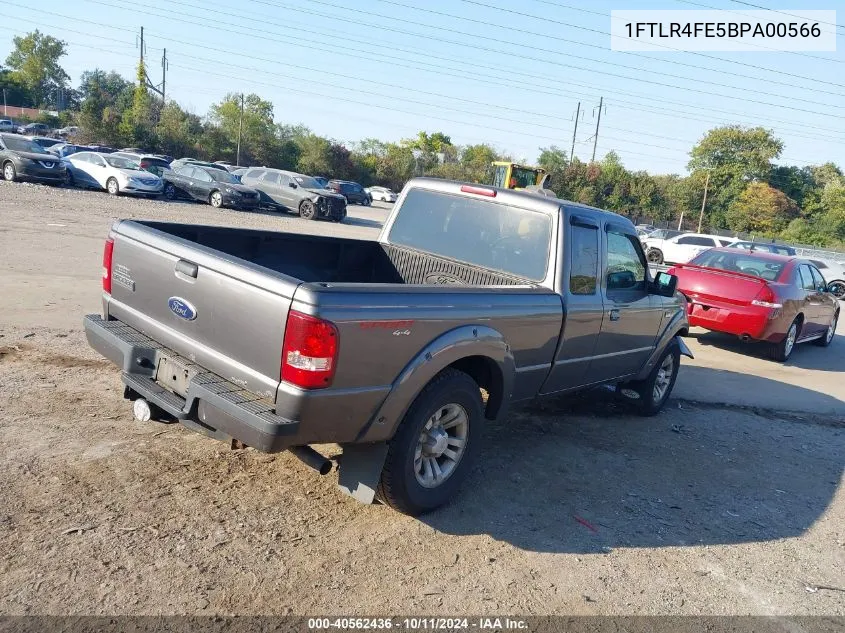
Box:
155;355;196;398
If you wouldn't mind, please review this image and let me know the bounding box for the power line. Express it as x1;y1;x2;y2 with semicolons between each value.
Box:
41;3;845;142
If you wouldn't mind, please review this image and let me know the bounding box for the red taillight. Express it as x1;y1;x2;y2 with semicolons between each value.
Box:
751;285;783;310
460;185;497;197
102;238;114;294
281;311;339;389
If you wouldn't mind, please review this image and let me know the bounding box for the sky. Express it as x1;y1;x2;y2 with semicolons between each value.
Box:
3;0;844;175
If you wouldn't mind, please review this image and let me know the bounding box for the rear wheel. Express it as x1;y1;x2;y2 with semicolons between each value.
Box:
299;199;317;220
3;161;16;182
164;183;177;200
814;311;838;347
377;369;482;516
209;190;223;208
770;318;800;362
647;248;664;265
106;177;119;195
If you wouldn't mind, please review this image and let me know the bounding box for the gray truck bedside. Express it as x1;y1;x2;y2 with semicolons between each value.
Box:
84;177;692;516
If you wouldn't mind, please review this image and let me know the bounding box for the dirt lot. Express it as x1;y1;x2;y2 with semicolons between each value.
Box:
0;181;843;616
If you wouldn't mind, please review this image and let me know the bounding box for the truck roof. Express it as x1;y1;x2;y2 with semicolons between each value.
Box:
407;177;633;227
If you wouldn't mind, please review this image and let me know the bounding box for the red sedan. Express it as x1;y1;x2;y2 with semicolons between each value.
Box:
669;248;840;361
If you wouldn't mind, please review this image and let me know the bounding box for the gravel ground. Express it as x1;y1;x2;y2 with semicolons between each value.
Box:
0;181;843;616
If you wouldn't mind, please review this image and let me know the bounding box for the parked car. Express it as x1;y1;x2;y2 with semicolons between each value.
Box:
120;147;147;153
169;157;230;173
670;248;839;361
313;176;329;189
162;163;260;209
87;145;116;154
809;258;845;301
726;240;797;256
644;232;734;265
25;135;62;150
366;186;398;202
47;143;94;159
56;125;80;137
16;122;50;135
0;132;66;184
83;177;692;515
0;119;16;132
328;179;371;205
66;151;164;197
635;224;657;233
111;152;173;178
240;168;346;221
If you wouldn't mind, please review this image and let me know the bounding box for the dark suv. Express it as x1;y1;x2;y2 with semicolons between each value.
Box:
328;179;371;205
241;168;347;221
0;133;66;184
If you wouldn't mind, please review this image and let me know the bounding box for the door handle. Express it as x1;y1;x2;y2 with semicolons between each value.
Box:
609;309;620;321
175;259;198;278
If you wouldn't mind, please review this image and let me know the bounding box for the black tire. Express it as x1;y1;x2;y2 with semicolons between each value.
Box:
814;310;838;347
647;248;664;265
163;183;177;200
209;190;223;208
770;317;800;362
620;342;681;416
299;199;317;220
106;177;120;196
377;369;483;516
828;280;845;301
64;170;74;187
3;161;16;182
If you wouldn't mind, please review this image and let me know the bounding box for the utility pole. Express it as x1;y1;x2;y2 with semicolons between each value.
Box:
3;88;6;117
697;171;711;233
161;48;168;102
236;93;245;166
569;101;580;167
138;27;165;100
591;97;604;163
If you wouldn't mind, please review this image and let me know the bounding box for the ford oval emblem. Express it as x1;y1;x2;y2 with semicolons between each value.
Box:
168;297;197;320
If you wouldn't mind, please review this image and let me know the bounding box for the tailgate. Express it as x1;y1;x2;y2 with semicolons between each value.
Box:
105;222;299;399
674;264;767;307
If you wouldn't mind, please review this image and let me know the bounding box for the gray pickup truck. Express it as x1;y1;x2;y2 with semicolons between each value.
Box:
84;178;692;515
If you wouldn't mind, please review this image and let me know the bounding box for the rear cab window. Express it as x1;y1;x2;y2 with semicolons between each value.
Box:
387;188;552;282
569;225;598;295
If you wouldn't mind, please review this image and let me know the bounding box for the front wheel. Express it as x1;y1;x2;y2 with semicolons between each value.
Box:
377;369;483;516
814;311;838;347
647;248;664;265
619;342;681;416
163;183;177;200
828;280;845;301
106;177;119;195
3;161;16;182
209;190;224;208
299;199;317;220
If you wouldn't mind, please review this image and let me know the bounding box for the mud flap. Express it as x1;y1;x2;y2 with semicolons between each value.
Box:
677;337;694;359
337;442;389;504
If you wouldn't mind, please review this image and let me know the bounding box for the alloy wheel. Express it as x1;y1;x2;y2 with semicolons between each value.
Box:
413;403;469;489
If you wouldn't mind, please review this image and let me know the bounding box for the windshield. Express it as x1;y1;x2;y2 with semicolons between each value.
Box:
388;188;551;281
691;250;786;281
105;156;141;170
293;175;322;188
208;169;238;183
2;135;46;153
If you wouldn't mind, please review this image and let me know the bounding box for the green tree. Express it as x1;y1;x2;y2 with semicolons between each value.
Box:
77;69;133;144
118;61;153;147
726;182;798;234
0;66;32;107
209;93;280;166
5;30;70;107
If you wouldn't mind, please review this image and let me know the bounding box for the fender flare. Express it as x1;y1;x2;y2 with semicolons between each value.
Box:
356;325;515;444
634;307;692;381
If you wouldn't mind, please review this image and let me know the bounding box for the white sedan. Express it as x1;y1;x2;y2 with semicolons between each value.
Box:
643;232;735;265
66;151;164;197
365;186;397;202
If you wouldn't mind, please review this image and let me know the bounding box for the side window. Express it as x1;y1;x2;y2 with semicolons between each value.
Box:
195;169;213;183
246;168;265;180
278;173;292;187
91;155;106;167
263;171;281;185
798;265;816;291
606;231;646;291
678;236;712;246
810;266;826;290
179;165;196;178
718;239;734;246
569;225;598;295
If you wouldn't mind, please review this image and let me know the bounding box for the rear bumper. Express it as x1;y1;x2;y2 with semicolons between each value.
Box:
687;302;783;341
83;314;300;452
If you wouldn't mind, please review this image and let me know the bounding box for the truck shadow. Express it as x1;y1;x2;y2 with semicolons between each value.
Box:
422;368;844;554
690;330;844;372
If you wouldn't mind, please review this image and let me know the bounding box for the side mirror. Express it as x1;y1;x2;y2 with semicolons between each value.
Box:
649;271;678;297
607;270;637;290
289;182;297;188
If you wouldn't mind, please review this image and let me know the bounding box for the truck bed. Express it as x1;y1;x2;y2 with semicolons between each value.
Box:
144;222;528;287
